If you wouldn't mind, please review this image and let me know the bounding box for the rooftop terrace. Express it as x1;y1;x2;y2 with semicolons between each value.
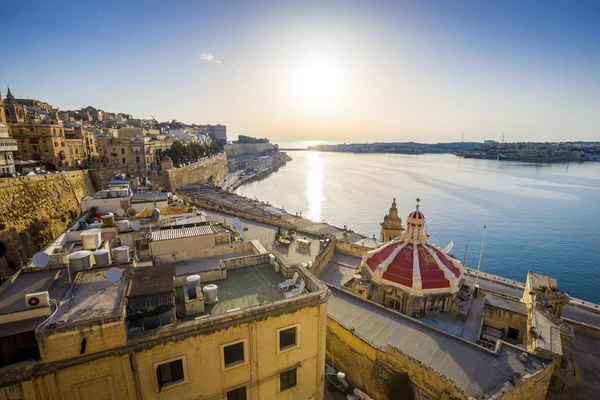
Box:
205;264;286;316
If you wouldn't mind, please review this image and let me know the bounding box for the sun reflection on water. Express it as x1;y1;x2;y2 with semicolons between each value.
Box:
306;152;324;221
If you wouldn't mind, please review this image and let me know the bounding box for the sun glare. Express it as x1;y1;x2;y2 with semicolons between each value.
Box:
290;58;344;113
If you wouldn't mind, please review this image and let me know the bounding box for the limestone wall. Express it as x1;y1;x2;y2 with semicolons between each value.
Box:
153;153;228;192
89;153;228;193
0;172;96;276
224;143;276;157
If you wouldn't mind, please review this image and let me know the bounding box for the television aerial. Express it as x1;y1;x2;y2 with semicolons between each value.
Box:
32;252;51;268
106;267;122;283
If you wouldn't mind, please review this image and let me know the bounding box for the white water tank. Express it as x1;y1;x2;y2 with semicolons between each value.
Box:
117;220;130;232
203;284;218;304
68;250;93;271
113;246;130;264
110;189;119;198
93;249;111;267
119;188;129;197
100;190;110;199
80;229;102;250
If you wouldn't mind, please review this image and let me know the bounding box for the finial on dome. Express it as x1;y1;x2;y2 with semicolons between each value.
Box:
415;197;420;210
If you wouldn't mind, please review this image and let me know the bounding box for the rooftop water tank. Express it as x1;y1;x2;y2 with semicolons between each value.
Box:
119;188;129;197
100;190;110;199
80;229;102;250
110;189;119;198
203;284;218;304
117;219;130;232
102;214;115;227
93;249;111;267
68;250;93;272
113;246;129;264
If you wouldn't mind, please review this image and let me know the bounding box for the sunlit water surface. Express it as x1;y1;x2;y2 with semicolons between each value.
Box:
236;151;600;303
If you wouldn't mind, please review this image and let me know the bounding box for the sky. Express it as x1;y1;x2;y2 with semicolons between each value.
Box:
1;0;599;143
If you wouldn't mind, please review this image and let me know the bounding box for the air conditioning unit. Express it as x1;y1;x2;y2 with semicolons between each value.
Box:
25;291;50;308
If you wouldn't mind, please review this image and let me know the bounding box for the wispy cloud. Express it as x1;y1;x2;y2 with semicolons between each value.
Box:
215;60;222;64
200;53;215;62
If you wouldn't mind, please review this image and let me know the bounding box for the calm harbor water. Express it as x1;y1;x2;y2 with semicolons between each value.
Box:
236;150;600;303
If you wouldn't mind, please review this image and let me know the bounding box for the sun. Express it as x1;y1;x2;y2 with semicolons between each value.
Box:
290;58;345;113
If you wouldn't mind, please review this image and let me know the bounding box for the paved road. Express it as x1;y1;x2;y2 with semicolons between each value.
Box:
464;273;600;328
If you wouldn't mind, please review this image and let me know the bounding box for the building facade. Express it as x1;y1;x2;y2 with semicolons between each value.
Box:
0;252;329;400
97;135;157;172
9;119;71;169
0;93;18;174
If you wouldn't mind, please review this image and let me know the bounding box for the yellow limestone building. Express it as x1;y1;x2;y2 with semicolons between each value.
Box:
0;253;329;400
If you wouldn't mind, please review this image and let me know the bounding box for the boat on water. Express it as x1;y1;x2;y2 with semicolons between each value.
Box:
463;152;482;159
497;155;509;160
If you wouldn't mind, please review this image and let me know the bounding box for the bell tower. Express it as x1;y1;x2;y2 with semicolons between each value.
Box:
0;90;6;125
380;198;404;242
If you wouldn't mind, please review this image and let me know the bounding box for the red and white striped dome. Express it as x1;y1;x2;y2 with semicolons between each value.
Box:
408;209;425;220
363;240;464;293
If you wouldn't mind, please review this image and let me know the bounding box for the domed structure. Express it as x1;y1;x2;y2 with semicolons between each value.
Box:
356;200;466;317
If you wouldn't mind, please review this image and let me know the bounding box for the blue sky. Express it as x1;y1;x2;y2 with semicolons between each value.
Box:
1;0;599;142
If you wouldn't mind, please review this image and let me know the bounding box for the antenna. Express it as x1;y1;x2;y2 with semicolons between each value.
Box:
474;225;487;292
32;252;51;268
106;267;122;283
502;133;505;143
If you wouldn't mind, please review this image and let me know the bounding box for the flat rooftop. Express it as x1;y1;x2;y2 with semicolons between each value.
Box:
328;287;548;399
205;264;287;316
529;272;557;290
45;267;128;328
485;294;527;315
0;269;68;315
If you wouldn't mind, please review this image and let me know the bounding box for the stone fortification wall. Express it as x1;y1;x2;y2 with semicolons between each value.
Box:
0;172;96;276
89;153;228;192
224;143;276;157
156;153;228;192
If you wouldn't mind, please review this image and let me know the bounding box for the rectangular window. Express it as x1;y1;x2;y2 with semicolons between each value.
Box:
279;326;297;351
279;368;297;392
156;359;184;391
122;158;126;164
223;341;245;368
121;148;125;154
507;327;519;340
227;387;247;400
187;286;197;300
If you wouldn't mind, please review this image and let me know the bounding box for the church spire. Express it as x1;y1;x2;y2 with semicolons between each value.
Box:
6;87;14;102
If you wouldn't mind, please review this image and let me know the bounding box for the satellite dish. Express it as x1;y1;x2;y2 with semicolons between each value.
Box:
106;267;122;283
115;208;125;217
131;221;141;231
239;231;246;239
127;207;137;216
232;218;242;230
32;252;51;268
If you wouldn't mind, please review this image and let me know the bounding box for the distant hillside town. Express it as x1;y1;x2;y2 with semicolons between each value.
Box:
308;140;600;162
